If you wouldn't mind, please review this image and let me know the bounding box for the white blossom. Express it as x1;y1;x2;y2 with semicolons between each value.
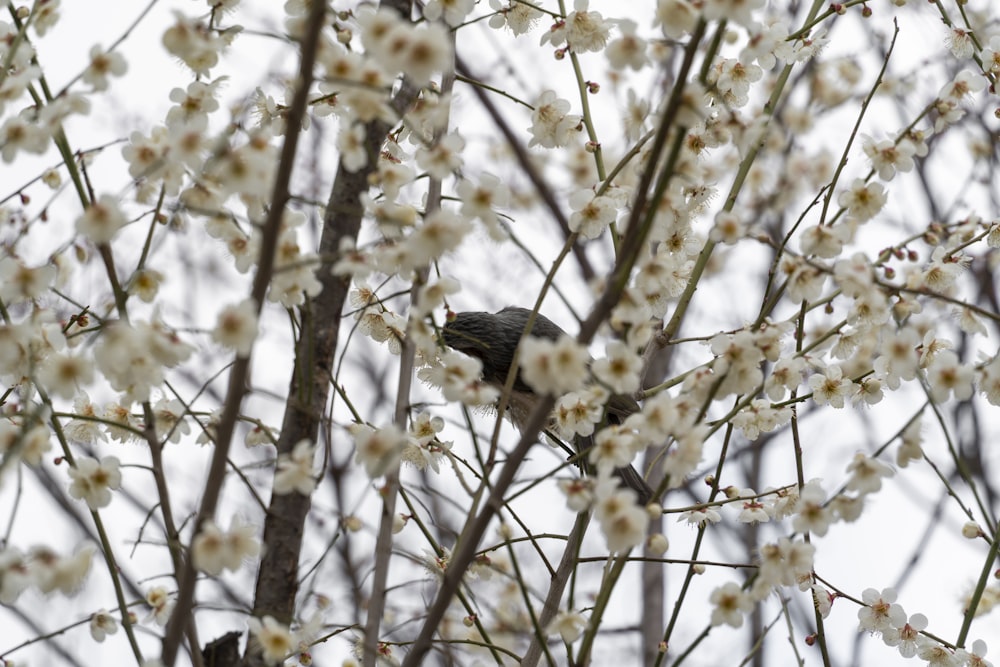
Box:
605;19;648;71
862;136;915;181
528;91;581;148
518;334;589;395
547;610;587;643
192;517;261;575
273;439;318;495
858;587;905;633
247;615;295;665
592;341;642;394
488;0;542;35
594;480;647;551
792;480;832;536
540;0;611;54
82;45;127;91
29;544;95;595
0;258;56;304
709;582;753;628
845;453;893;494
89;609;119;642
68;456;122;510
212;299;260;356
808;364;853;408
352;424;406;478
423;0;474;27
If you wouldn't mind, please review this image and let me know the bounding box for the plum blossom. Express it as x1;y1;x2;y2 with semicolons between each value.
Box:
623;88;650;141
82;45;127;91
883;612;928;658
419;351;500;405
863;136;915;181
273;439;318;495
959;640;992;667
710;58;762;107
568;190;618;239
678;506;721;527
590;425;637;474
145;586;174;625
518;334;589;395
938;69;985;102
162;11;229;76
754;538;815;594
654;0;698;39
149;399;190;445
709;582;753;628
37;351;93;399
945;27;974;59
76;195;128;243
0;258;56;304
212;299;260;357
701;0;765;27
792;480;832;536
89;609;118;642
401;22;453;87
68;456;122;510
710;211;747;245
402;412;450;473
247;616;296;665
540;0;611;54
422;0;474;27
919;246;964;292
166;78;223;128
925;350;974;403
415;131;465;180
837;179;887;222
352;424;407;478
457;173;510;240
1;110;50;163
808;364;853;408
594;479;647;551
65;395;104;445
0;548;31;604
858;587;906;634
192;517;261;576
29;544;95;595
93;320;194;403
554;386;608;438
547;610;587;643
488;0;543;35
845;453;893;494
337;124;368;172
559;478;595;512
528;91;581;148
269;227;323;308
605;19;648;71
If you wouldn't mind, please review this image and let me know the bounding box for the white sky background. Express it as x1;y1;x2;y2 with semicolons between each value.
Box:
2;0;1000;665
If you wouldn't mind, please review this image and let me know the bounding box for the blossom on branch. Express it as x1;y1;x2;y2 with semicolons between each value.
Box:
273;439;319;495
67;456;122;510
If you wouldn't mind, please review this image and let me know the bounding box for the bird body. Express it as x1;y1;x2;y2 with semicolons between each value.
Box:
442;307;653;504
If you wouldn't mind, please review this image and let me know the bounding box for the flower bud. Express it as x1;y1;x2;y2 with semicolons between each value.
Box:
962;521;983;539
646;533;669;555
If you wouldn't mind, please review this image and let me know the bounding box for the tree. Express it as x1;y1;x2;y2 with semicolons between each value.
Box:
2;0;1000;665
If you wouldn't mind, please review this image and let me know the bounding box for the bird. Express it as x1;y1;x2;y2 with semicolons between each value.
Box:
441;306;653;505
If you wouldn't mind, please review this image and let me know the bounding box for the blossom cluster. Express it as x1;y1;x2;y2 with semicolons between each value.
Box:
0;543;94;603
858;588;991;666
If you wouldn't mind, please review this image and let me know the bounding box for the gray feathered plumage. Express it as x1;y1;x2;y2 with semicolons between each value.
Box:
442;306;653;505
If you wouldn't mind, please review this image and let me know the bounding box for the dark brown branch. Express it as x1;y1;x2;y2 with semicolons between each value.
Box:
243;0;419;665
160;0;329;664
